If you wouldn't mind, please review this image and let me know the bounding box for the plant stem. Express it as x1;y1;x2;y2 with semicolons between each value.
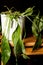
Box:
25;16;38;30
16;58;18;65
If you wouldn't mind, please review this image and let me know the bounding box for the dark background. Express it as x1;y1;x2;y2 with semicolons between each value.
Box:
0;0;42;13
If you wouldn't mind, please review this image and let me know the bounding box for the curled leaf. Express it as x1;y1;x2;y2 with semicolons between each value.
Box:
22;6;34;16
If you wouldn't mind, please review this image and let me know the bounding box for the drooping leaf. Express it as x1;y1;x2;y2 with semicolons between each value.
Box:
22;54;30;59
33;33;42;50
39;17;43;32
32;14;43;50
14;38;29;59
12;25;22;65
39;22;43;32
15;39;22;56
32;23;38;37
32;14;40;37
12;25;28;59
22;7;34;16
12;25;21;45
16;38;25;56
12;25;21;56
1;35;11;65
21;40;29;59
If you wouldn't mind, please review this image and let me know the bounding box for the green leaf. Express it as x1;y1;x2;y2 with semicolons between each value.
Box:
12;25;28;59
32;14;43;50
39;22;43;32
18;39;28;59
15;39;22;56
32;24;38;37
16;38;29;59
14;38;29;59
17;39;25;55
12;25;21;56
32;14;40;37
40;16;43;22
12;25;21;45
13;11;21;20
22;54;30;59
39;17;43;32
1;35;11;65
23;7;34;16
33;33;42;50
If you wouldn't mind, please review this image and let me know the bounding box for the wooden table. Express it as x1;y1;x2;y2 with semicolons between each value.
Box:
24;37;43;55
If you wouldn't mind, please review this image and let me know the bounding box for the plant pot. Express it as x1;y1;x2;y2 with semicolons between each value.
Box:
1;14;25;43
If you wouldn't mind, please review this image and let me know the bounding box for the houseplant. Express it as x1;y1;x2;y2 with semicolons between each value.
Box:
32;12;43;50
1;6;34;65
1;6;43;65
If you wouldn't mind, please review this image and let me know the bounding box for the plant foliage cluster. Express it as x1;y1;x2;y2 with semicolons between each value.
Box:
1;6;43;65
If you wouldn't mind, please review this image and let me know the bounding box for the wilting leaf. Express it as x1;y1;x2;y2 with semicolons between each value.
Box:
39;17;43;32
32;23;38;37
12;25;21;45
15;39;22;56
1;35;11;65
39;22;43;32
32;14;43;50
14;37;29;59
21;40;29;59
12;25;21;56
12;25;28;59
22;54;30;59
33;33;42;50
22;7;34;16
16;38;25;56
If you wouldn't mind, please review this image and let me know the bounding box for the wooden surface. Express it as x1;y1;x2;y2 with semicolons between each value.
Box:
24;37;43;55
0;34;43;55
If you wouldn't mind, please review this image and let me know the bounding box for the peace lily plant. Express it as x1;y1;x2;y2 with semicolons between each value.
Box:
1;6;43;65
1;6;34;65
32;13;43;50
